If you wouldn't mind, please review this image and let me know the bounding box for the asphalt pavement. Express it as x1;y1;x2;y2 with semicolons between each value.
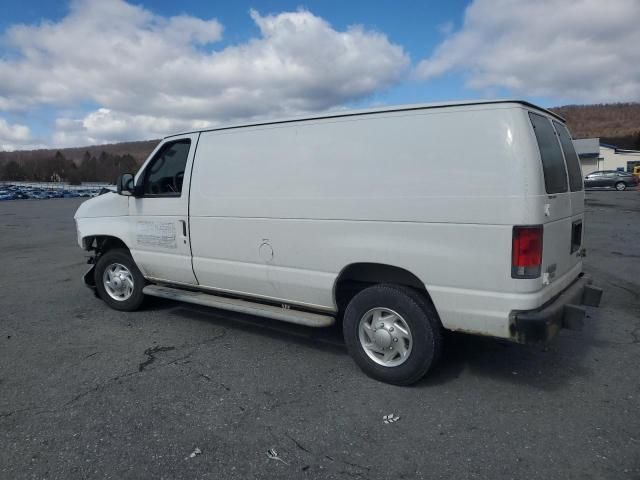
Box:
1;191;639;479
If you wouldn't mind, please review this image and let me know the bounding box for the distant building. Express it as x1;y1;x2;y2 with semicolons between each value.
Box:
599;143;640;172
573;138;640;173
573;138;600;172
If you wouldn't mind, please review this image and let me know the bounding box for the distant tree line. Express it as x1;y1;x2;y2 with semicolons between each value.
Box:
600;132;640;150
550;103;640;149
0;150;138;184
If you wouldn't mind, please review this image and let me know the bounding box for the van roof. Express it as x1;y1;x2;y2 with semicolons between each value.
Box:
164;99;564;139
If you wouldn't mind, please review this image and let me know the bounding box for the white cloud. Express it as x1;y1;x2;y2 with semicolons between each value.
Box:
0;0;409;146
52;108;216;146
415;0;640;102
0;117;34;151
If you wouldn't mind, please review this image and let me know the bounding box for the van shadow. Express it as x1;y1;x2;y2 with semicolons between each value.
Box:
146;297;347;357
145;298;594;391
419;330;594;391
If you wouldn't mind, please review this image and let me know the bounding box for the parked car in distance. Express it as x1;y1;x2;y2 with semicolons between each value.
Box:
584;170;638;190
0;184;108;200
0;192;16;201
75;100;603;385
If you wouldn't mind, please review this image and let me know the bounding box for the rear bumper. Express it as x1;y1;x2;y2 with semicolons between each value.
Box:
509;274;602;343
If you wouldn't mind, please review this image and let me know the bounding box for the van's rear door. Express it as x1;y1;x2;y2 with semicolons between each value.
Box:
553;119;585;215
528;113;583;288
553;120;585;265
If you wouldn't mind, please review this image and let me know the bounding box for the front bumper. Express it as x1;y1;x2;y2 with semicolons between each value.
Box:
509;274;602;343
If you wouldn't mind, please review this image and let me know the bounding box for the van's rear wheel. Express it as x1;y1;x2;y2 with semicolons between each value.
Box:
95;248;146;311
615;182;627;191
343;284;442;385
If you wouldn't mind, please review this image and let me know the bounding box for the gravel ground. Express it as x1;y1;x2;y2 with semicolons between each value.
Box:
0;191;639;479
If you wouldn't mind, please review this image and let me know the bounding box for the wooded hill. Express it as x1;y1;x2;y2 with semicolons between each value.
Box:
0;140;159;183
1;102;638;182
0;139;158;166
549;103;640;149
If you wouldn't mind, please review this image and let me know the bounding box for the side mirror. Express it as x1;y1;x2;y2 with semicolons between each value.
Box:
116;173;135;196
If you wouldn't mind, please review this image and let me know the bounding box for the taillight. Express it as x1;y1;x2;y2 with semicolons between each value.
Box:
512;225;543;278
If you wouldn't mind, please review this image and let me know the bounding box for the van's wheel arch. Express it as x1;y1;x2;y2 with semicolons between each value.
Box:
94;248;146;311
615;181;627;191
342;283;443;385
91;235;128;256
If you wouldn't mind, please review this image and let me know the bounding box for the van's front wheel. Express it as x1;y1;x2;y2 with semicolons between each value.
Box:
343;284;442;385
94;249;146;311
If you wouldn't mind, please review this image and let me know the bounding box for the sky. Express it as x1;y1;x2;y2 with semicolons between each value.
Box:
0;0;639;150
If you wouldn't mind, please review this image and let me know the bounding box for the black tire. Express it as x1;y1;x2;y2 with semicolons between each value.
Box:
343;284;443;385
615;182;626;191
94;248;146;311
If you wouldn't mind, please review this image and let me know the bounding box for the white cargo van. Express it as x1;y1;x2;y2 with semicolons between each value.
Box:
74;100;602;385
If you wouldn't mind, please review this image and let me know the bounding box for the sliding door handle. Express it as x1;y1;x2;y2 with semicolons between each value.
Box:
179;220;187;236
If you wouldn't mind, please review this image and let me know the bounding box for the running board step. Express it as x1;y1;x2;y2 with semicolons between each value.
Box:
142;284;335;328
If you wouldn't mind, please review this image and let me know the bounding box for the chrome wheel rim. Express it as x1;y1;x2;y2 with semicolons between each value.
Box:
616;182;626;191
102;263;135;301
358;307;412;367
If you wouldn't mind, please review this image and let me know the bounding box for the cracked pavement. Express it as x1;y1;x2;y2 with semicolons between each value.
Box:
1;192;639;479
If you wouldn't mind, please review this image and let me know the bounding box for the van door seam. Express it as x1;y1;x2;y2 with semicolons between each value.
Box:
187;132;201;285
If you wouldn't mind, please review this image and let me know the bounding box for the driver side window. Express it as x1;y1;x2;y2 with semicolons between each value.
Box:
143;140;191;196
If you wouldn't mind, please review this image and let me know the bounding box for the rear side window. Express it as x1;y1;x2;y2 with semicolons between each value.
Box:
529;113;568;194
553;121;583;191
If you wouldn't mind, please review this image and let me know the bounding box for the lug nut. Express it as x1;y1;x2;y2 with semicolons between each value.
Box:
378;323;384;328
389;327;394;332
393;338;398;342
